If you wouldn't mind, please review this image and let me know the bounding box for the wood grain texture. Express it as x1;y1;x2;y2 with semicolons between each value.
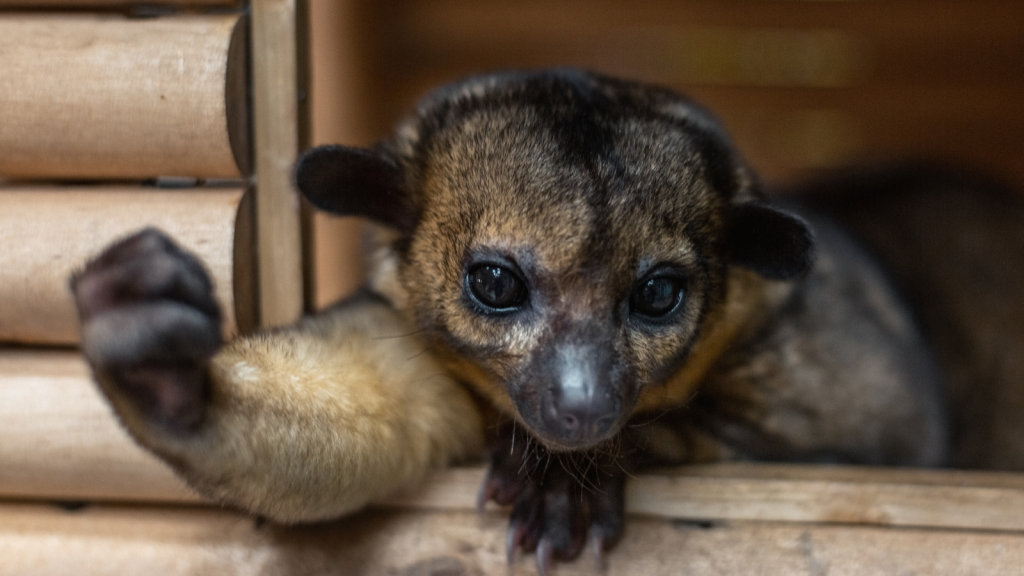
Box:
0;14;249;179
251;0;304;327
3;502;1024;576
0;351;203;504
0;186;250;343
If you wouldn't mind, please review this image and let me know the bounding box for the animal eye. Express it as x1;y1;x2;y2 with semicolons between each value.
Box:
466;264;527;311
631;276;684;318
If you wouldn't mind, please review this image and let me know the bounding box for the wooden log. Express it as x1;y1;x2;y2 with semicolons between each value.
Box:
0;350;203;504
251;0;304;327
3;502;1024;576
0;186;254;344
0;14;249;179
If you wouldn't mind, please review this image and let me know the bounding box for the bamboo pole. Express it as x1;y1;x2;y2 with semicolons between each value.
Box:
0;186;252;344
0;14;249;179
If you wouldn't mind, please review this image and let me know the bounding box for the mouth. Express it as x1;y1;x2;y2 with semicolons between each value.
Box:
518;409;623;452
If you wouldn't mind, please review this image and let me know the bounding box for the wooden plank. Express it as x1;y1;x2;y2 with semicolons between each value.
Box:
0;186;252;344
384;463;1024;534
0;14;249;180
251;0;304;327
3;502;1024;575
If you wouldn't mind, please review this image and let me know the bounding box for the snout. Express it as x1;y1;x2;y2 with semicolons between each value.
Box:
531;343;623;449
540;382;619;447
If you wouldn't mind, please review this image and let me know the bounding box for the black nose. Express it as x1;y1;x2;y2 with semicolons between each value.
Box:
542;389;618;445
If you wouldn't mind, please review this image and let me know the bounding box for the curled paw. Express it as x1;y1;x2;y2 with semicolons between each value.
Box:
70;228;222;432
479;424;627;575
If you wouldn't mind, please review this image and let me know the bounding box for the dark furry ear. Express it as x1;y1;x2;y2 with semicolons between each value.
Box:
294;145;416;232
725;202;815;280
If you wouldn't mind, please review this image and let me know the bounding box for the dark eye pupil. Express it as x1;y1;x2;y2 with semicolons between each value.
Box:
632;277;682;317
469;265;525;310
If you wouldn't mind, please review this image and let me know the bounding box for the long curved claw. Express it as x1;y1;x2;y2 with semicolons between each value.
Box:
591;531;606;569
536;539;555;576
477;473;498;511
506;521;526;565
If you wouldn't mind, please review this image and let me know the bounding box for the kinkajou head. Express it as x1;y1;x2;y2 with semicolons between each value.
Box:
295;69;814;452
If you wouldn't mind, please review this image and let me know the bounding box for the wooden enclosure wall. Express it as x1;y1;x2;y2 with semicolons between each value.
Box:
334;0;1024;184
306;0;1024;305
3;1;1024;575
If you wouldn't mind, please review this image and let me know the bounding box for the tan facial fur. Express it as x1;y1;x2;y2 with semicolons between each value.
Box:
367;74;763;450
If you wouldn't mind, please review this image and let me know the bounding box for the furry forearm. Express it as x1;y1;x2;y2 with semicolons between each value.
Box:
107;297;485;522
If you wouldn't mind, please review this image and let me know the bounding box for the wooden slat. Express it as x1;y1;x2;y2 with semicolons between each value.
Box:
0;14;249;180
384;463;1024;534
3;502;1024;576
0;186;252;344
251;0;304;327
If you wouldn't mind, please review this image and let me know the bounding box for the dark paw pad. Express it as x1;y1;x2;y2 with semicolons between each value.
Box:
71;228;222;432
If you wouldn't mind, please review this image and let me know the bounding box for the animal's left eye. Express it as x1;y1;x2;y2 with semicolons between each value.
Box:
466;264;527;312
631;276;685;318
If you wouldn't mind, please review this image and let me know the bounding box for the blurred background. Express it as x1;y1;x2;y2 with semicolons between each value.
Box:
304;0;1024;308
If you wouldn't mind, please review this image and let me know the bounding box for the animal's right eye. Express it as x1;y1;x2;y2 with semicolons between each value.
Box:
630;276;685;319
466;264;528;312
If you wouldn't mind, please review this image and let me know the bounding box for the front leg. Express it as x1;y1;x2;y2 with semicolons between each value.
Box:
72;228;484;522
479;423;629;574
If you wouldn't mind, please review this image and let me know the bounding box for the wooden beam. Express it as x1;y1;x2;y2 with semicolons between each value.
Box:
3;501;1024;576
250;0;304;328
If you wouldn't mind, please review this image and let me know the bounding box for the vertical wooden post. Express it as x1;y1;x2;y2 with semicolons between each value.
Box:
250;0;305;328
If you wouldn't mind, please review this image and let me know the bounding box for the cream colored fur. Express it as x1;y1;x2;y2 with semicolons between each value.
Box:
97;298;484;522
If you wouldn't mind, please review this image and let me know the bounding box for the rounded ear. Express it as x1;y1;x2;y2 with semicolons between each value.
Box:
725;202;815;280
294;145;417;232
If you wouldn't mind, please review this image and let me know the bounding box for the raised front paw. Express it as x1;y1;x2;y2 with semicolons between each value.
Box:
478;424;627;575
70;228;223;433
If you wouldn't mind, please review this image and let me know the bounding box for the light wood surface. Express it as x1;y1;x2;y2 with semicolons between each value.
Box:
0;14;248;179
251;0;305;327
0;186;251;344
0;351;202;504
3;501;1024;576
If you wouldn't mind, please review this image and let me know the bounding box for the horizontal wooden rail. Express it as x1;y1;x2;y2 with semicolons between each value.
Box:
0;14;249;179
2;501;1024;576
0;186;253;344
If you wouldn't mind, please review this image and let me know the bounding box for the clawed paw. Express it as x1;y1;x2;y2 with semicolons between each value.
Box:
71;228;222;432
479;424;627;575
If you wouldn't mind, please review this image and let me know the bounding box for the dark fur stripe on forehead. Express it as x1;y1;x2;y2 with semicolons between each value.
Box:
403;69;749;200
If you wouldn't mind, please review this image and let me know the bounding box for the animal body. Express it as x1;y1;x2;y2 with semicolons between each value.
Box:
73;69;1001;572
